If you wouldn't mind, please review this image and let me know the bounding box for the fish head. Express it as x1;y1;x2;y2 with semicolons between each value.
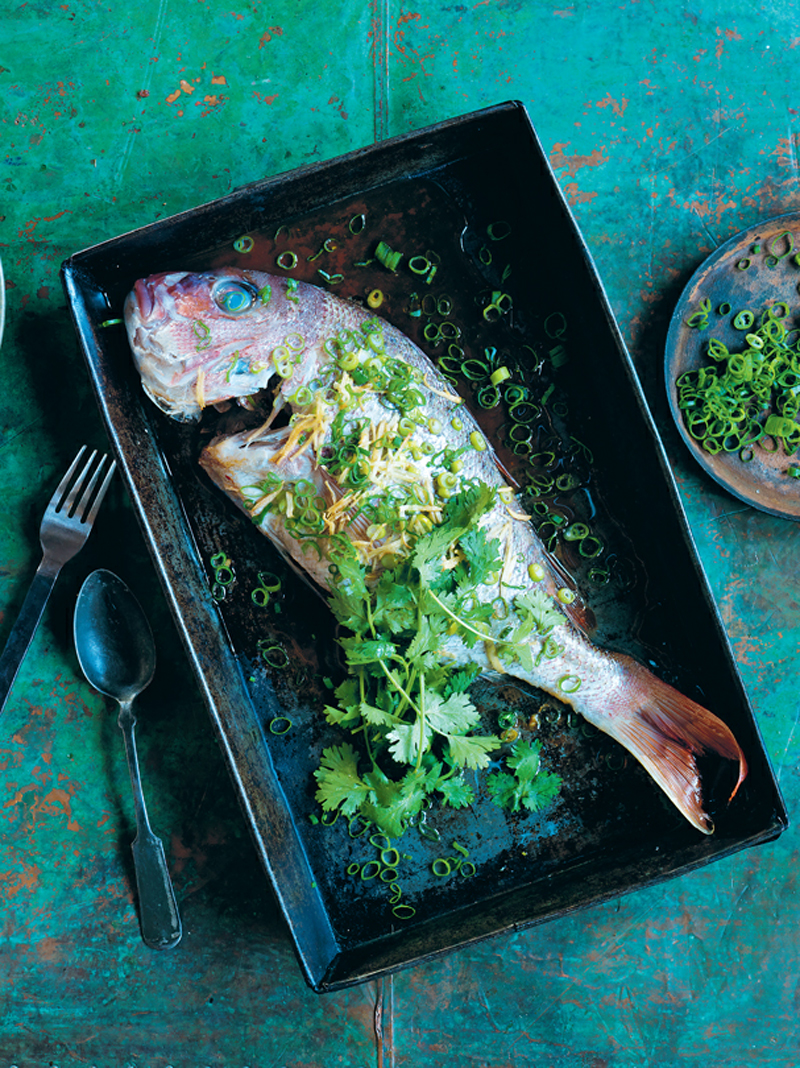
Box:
124;267;313;421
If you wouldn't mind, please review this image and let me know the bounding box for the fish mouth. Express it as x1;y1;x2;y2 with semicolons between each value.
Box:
133;276;156;321
124;274;173;331
127;271;200;329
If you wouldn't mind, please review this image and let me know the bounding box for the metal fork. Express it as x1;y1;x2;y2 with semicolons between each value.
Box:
0;446;116;717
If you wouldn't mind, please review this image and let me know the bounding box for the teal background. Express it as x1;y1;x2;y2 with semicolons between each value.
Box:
2;2;799;1064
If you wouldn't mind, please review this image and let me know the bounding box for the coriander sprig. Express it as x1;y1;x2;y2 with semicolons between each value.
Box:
313;484;563;837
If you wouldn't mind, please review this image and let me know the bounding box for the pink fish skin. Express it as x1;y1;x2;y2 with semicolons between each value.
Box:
125;267;748;833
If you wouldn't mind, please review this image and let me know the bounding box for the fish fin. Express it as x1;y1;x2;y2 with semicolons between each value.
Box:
558;589;596;636
541;548;596;635
600;654;747;834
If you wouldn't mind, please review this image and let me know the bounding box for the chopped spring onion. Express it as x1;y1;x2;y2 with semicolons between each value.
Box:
558;674;582;694
487;220;511;241
768;231;794;260
375;240;403;272
317;269;344;285
677;303;800;464
259;643;290;669
408;255;431;275
564;523;590;541
277;251;298;270
489;366;511;387
544;311;567;338
193;320;211;349
732;309;755;330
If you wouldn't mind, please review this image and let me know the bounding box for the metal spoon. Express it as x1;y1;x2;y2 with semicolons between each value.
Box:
74;569;182;950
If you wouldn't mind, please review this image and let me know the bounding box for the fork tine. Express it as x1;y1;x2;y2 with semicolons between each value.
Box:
52;447;116;524
51;445;88;511
60;448;99;518
81;456;117;524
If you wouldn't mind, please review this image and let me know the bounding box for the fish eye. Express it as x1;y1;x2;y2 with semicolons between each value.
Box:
213;280;257;315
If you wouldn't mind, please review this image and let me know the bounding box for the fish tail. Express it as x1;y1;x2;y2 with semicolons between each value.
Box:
598;653;748;834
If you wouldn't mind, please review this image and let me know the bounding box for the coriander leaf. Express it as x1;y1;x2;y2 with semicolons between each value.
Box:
515;589;564;637
314;743;368;815
486;770;519;811
411;485;496;584
387;720;433;765
511;771;562;813
360;800;407;840
363;765;435;836
525;769;562;808
443;482;496;530
372;571;418;634
362;765;405;808
420;586;490;649
424;690;481;737
444;664;483;696
445;732;500;770
327;557;370;632
333;676;359;705
487;750;562;813
323;703;360;726
360;702;398;727
362;783;430;838
457;524;503;586
339;637;399;666
437;774;475;808
499;639;534;673
406;616;447;665
506;738;542;781
414;757;446;791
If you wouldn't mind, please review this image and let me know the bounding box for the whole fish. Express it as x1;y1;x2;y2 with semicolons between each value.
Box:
125;267;747;834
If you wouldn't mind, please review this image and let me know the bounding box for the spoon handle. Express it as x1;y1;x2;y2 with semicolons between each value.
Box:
118;700;182;950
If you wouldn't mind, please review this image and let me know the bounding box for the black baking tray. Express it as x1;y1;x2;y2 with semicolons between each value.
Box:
61;101;787;992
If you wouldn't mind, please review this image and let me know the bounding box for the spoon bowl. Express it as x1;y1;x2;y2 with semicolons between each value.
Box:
74;569;181;950
74;570;156;701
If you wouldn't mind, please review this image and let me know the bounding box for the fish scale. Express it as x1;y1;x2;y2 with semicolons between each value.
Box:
126;266;748;834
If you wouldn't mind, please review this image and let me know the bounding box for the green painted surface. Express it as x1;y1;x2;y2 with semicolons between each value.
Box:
1;2;799;1064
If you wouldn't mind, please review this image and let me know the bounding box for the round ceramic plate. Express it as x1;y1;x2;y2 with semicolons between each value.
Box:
666;211;800;521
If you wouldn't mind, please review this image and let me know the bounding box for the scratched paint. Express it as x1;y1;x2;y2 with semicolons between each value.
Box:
2;0;800;1063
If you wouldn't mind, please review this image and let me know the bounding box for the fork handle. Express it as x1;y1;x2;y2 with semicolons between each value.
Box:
0;558;60;717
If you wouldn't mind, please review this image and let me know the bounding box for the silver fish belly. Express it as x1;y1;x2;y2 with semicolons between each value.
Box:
126;267;748;834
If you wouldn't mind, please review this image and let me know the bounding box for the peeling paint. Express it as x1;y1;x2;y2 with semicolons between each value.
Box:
549;141;610;177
